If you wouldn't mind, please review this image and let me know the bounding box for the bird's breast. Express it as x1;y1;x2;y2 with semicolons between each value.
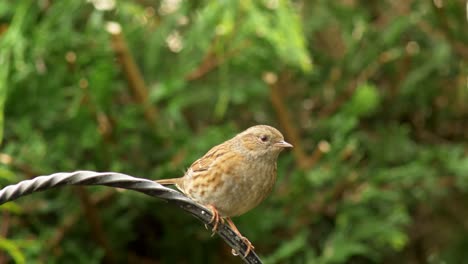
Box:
180;152;278;217
217;160;277;216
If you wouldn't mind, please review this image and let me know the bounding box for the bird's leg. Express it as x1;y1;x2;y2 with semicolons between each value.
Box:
225;217;254;257
206;205;224;236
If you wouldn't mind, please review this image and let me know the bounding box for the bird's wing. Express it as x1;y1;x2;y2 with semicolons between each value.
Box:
189;143;228;173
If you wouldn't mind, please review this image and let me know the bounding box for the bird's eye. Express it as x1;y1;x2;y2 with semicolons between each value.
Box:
260;135;268;142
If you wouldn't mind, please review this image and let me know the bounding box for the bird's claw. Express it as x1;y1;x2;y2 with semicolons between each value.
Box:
231;236;254;257
206;205;223;236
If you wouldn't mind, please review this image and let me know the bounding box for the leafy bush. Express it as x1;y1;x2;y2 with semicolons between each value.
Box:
0;0;467;263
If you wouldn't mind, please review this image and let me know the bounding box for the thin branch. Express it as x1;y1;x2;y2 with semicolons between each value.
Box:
185;40;251;81
0;153;38;179
267;72;310;169
78;80;115;143
0;211;10;264
185;13;251;82
107;22;158;126
44;190;116;257
318;48;400;119
75;186;116;263
0;171;262;264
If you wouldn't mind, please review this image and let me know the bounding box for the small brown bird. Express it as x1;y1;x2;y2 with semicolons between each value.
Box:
156;125;292;255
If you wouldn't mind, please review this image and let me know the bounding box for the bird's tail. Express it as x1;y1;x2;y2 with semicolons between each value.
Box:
155;178;181;185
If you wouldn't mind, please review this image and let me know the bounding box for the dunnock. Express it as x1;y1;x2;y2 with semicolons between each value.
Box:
156;125;292;255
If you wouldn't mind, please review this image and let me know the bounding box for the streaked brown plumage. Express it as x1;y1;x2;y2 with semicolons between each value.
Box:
156;125;292;255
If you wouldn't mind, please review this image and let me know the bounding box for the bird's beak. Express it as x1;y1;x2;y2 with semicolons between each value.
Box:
275;140;293;148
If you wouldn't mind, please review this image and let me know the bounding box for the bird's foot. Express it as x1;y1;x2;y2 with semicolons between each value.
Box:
205;205;224;236
231;236;254;257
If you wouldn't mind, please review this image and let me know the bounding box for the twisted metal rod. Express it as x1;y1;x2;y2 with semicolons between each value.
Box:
0;171;262;264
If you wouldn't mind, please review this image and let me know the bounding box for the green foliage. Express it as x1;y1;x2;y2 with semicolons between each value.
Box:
0;0;467;263
345;83;380;117
0;238;25;264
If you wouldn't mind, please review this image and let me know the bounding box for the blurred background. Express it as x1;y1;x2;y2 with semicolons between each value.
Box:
0;0;467;263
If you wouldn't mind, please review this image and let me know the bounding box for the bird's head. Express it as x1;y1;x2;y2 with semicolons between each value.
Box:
235;125;293;159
